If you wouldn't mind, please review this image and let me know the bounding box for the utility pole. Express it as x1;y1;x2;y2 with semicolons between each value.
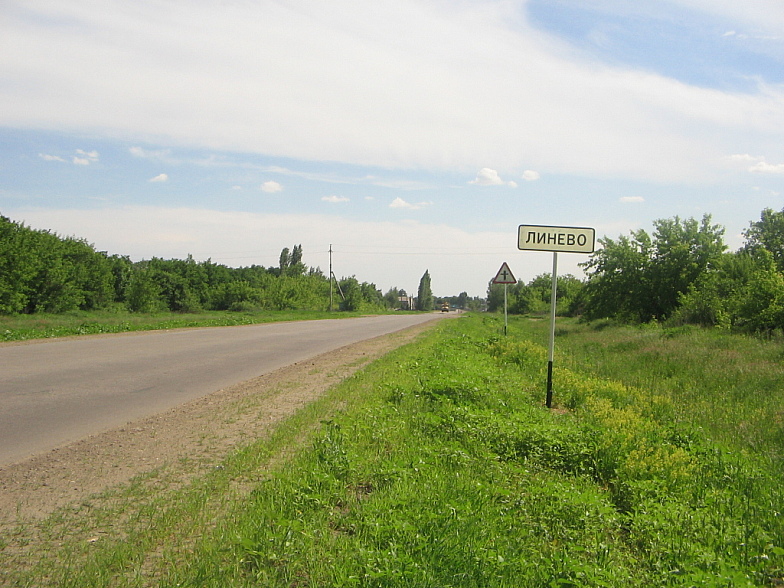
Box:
329;244;333;312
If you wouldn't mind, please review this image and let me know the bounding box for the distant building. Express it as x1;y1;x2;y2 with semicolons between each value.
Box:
398;296;414;310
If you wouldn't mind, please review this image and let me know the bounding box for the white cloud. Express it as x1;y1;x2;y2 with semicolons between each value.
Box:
261;181;283;193
322;195;350;203
750;161;784;174
470;168;517;187
522;170;540;182
3;1;782;183
470;168;503;186
72;149;99;165
149;173;169;182
620;196;645;203
77;149;99;160
389;197;430;210
727;154;784;173
39;153;65;162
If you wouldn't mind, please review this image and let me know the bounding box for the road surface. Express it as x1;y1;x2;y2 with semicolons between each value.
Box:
0;314;447;466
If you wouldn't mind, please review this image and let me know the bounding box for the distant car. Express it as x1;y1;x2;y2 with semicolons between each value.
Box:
441;302;450;312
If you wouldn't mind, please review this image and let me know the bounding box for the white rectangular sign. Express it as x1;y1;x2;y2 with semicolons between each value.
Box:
518;224;595;254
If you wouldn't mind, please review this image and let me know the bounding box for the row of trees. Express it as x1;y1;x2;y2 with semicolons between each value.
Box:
437;291;485;312
0;215;395;315
382;272;485;312
578;215;726;323
578;211;784;333
23;203;784;330
1;215;117;314
487;273;584;316
489;209;784;334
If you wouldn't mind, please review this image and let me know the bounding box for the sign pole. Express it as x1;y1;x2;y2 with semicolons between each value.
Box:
546;252;558;408
517;224;595;409
504;283;508;336
492;262;516;337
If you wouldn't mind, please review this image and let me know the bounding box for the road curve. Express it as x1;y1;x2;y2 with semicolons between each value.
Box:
0;314;448;466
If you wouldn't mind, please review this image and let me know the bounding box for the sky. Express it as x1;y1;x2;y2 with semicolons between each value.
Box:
2;0;783;298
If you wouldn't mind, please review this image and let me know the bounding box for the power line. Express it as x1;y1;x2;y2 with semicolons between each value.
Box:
329;245;510;256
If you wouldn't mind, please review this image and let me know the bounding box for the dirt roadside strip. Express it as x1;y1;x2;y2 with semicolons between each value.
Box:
0;319;438;529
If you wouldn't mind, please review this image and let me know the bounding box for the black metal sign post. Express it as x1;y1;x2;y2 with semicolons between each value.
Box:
546;252;558;408
517;225;595;408
504;283;508;336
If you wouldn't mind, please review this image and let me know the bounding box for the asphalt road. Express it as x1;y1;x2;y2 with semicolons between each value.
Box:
0;314;447;466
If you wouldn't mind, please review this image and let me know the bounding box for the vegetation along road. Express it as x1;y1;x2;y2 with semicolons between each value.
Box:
0;313;449;466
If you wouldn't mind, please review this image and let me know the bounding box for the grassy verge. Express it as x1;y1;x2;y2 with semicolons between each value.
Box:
5;314;783;586
0;309;391;342
219;315;784;587
513;317;784;470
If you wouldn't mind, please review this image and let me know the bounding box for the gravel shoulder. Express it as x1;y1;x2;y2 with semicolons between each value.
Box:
0;321;435;535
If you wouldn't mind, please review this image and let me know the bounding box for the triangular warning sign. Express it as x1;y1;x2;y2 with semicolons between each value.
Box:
492;262;517;284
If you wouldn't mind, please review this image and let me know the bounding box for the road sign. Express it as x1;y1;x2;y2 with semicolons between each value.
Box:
518;224;595;254
516;223;595;408
492;262;516;284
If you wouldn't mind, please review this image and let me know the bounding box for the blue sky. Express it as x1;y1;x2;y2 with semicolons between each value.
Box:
2;1;783;297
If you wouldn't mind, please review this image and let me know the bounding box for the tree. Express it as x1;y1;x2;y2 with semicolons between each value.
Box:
581;215;725;322
60;238;115;311
647;215;726;320
508;282;536;315
580;230;652;322
487;275;584;316
0;216;37;313
0;216;116;314
125;265;164;313
278;247;291;276
743;207;784;271
672;252;755;328
384;287;401;309
291;244;303;266
735;249;784;334
416;270;433;311
278;244;306;277
0;213;386;316
336;277;362;311
210;280;262;311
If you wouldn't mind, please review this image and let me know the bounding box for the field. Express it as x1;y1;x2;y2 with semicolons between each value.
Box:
2;313;783;586
0;308;384;342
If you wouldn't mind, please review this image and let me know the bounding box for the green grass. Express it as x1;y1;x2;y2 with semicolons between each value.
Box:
513;317;784;469
4;314;784;586
0;308;388;342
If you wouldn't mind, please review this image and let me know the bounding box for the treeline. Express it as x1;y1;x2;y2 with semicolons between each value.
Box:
0;215;389;314
487;273;584;316
489;208;784;334
437;291;485;312
382;282;485;312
